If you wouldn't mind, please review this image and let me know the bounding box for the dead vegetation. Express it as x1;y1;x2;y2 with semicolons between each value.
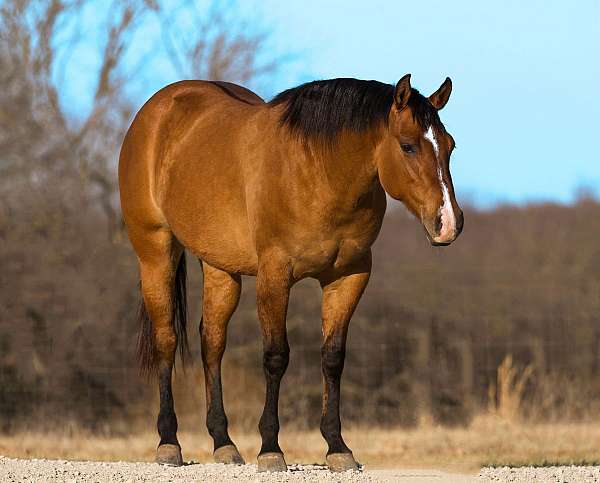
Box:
0;0;279;432
2;416;600;472
488;355;534;422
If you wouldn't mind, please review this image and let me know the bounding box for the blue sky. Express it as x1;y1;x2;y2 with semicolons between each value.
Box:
63;0;600;206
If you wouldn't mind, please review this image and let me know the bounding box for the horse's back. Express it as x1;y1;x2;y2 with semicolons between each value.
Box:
119;80;265;273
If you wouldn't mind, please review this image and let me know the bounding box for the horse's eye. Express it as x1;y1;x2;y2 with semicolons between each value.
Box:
401;143;415;154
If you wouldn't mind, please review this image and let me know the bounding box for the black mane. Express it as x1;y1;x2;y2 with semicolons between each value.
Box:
270;78;442;142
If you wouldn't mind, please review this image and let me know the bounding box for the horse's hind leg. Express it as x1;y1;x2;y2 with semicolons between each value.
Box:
200;263;244;464
135;228;186;465
319;253;371;472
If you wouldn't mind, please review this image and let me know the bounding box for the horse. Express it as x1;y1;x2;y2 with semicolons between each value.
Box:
118;74;463;472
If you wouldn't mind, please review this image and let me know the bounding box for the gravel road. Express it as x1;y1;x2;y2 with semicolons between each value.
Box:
0;456;479;482
479;465;600;482
8;456;600;482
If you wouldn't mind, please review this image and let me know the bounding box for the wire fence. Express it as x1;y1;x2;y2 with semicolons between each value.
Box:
2;202;600;433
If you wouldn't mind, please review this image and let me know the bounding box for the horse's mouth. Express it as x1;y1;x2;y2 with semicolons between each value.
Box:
423;227;454;247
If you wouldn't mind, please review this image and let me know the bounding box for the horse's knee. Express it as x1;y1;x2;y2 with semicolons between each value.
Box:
263;347;289;377
201;324;228;374
321;340;345;379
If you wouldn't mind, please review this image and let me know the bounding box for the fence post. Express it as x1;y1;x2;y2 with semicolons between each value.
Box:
413;327;432;424
449;336;474;412
530;337;546;373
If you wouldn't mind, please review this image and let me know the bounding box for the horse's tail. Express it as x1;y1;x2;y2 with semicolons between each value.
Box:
137;252;190;377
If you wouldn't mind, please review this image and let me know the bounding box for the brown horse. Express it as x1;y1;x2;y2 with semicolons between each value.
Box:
118;74;462;471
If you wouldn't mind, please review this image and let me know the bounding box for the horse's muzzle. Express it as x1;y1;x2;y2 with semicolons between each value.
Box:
427;208;464;246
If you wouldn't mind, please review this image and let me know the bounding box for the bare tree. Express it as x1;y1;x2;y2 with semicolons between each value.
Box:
0;0;281;430
157;0;277;82
2;3;600;431
0;0;278;236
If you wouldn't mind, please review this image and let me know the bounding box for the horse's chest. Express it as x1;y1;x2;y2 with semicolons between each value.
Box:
270;184;386;279
290;236;372;280
290;215;382;279
332;237;370;268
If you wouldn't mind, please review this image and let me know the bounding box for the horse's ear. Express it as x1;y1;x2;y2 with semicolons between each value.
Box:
429;77;452;110
394;74;412;109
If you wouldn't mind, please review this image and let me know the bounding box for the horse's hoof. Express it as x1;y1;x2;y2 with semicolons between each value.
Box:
326;452;359;472
257;452;287;472
214;444;245;464
156;444;183;466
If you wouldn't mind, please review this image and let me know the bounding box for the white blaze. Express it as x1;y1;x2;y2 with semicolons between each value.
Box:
424;126;439;156
424;126;456;240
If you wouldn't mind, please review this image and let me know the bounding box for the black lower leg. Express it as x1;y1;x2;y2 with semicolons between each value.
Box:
201;315;234;451
157;362;179;447
258;345;289;455
205;371;233;450
321;334;351;455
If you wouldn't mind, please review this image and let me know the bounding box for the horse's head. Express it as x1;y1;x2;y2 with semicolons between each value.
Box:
375;74;463;246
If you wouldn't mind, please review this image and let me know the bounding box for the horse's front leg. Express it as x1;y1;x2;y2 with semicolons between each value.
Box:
256;252;292;472
319;253;371;471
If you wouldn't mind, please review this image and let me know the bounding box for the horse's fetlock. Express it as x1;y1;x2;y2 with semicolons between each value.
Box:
206;409;228;435
320;414;340;435
157;409;178;438
259;415;280;437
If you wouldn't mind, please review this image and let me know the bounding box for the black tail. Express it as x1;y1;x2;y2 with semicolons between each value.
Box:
137;252;190;377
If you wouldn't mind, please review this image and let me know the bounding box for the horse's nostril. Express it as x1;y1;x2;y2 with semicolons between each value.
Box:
434;213;443;235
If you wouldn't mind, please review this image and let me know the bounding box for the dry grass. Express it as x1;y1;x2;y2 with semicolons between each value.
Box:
488;354;534;422
2;415;600;472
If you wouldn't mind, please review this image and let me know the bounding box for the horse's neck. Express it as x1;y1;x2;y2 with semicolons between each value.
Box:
315;131;381;198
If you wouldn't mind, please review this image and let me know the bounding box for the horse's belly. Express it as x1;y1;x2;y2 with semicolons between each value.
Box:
171;216;258;275
161;162;258;275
